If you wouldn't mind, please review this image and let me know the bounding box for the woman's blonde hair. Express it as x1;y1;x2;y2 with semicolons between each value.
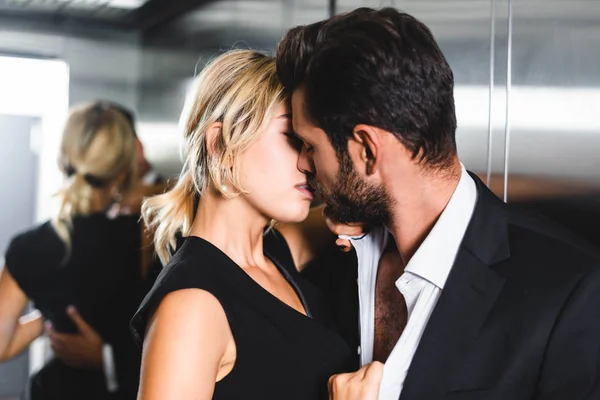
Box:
143;50;286;265
53;102;138;253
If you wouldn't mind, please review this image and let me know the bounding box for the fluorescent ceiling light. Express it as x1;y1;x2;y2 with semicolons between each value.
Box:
8;0;149;10
106;0;149;9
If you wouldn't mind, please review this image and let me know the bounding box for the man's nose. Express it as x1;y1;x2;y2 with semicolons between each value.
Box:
297;145;313;174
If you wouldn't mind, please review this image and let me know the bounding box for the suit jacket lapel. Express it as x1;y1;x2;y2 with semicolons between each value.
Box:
400;173;510;399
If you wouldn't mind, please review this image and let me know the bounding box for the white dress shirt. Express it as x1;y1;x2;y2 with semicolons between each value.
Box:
340;165;478;400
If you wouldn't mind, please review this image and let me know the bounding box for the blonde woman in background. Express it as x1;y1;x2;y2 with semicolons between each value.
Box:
0;102;151;400
131;50;354;400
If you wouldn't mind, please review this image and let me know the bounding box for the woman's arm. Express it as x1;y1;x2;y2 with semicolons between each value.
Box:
0;266;43;362
138;289;234;400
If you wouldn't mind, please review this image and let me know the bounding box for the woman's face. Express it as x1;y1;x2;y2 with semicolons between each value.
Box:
238;102;314;223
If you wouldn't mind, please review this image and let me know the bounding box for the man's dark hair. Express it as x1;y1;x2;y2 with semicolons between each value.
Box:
276;7;457;167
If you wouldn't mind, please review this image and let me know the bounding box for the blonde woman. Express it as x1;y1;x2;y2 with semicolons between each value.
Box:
0;102;149;399
130;50;354;399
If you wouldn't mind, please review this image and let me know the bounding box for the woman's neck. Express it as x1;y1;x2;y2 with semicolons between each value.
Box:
188;191;269;270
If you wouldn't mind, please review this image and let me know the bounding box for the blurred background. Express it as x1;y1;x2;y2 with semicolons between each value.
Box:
0;0;598;397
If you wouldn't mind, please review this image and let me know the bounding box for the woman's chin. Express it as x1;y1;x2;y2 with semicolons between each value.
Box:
273;206;311;225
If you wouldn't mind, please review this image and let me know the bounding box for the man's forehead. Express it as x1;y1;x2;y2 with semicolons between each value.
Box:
291;87;329;142
291;89;305;113
291;88;314;129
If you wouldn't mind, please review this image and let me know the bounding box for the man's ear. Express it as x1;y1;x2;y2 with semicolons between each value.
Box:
351;124;381;176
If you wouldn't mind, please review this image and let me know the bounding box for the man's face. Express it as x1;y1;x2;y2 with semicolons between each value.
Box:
291;88;392;225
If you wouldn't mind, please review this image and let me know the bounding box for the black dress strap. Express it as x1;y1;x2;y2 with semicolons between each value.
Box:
263;228;314;318
262;228;296;274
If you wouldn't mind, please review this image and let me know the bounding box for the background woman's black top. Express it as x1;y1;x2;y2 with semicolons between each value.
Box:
5;214;145;399
131;230;354;399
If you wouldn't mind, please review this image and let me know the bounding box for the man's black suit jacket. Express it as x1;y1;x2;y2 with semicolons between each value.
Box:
302;173;600;400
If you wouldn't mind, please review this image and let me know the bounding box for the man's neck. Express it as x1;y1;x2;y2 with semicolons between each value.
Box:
387;160;462;265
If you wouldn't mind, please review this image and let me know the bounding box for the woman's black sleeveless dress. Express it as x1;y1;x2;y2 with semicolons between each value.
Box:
5;214;145;399
130;230;354;399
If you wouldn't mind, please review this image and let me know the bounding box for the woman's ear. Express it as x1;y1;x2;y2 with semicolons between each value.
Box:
205;122;223;158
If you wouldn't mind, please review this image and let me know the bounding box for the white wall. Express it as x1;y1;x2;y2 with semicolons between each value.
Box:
0;24;141;110
0;56;69;223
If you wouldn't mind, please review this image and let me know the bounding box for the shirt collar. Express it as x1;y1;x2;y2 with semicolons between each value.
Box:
401;164;478;289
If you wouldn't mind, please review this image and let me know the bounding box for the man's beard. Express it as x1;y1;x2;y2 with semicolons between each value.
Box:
310;152;393;226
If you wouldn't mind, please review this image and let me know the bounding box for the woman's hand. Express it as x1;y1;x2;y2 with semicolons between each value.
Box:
328;362;384;400
46;306;103;370
322;206;369;252
279;204;372;271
